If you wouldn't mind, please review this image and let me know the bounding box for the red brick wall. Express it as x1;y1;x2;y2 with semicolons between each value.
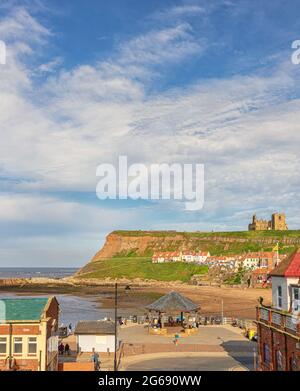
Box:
0;324;41;371
58;362;94;371
0;358;39;371
0;324;40;335
258;323;300;371
0;298;59;372
272;330;287;370
286;334;300;370
45;298;59;338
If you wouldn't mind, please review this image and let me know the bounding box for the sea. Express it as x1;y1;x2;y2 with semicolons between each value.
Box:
0;267;78;279
0;267;118;326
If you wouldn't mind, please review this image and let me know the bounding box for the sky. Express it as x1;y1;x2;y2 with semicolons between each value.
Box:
1;0;300;267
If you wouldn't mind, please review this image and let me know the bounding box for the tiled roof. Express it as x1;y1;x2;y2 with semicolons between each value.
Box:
243;252;275;259
0;297;49;322
146;291;200;312
270;249;300;277
75;320;115;335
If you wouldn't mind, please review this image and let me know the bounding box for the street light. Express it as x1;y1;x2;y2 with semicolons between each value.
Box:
114;283;131;371
214;298;224;324
221;299;224;324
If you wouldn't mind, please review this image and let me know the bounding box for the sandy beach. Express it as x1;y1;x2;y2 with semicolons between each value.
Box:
0;277;272;319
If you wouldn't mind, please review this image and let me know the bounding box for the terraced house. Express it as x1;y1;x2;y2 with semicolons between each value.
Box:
256;250;300;371
152;251;210;264
0;297;59;371
242;252;278;270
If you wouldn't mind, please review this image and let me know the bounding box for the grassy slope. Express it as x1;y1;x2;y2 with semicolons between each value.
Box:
78;230;300;282
78;257;208;283
112;230;300;256
113;229;300;239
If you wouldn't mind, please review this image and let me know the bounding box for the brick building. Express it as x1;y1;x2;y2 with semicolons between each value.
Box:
256;250;300;371
0;297;59;371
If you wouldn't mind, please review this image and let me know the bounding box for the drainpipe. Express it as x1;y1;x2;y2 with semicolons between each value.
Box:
8;323;12;370
284;333;288;371
39;350;42;371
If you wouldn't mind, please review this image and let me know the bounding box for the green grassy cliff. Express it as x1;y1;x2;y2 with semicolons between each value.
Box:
76;229;300;282
78;256;208;282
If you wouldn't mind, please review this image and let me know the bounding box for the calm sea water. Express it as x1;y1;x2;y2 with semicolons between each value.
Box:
0;268;128;325
0;267;78;279
0;292;116;326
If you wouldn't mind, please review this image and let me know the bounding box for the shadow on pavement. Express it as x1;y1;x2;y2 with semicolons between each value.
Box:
220;340;257;371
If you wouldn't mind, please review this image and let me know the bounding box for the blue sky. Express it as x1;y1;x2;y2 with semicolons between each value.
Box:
1;0;300;267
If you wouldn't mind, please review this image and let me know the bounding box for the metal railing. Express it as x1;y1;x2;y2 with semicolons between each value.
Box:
257;306;299;334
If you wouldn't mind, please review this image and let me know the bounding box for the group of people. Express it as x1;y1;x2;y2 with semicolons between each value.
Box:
58;321;101;370
58;342;71;355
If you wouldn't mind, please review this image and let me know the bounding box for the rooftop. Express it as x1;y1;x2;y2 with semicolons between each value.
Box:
243;252;276;258
0;297;49;322
270;248;300;277
74;321;115;335
146;291;200;313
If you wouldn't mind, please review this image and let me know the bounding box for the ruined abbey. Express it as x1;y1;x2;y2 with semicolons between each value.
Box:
248;213;288;231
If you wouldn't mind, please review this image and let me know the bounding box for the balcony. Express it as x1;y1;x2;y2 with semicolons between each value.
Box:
257;306;300;335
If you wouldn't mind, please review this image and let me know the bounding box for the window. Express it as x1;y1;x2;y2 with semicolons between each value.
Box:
28;337;37;354
289;353;298;371
13;337;23;354
276;350;283;371
277;286;282;308
292;287;300;312
0;337;6;354
263;343;270;366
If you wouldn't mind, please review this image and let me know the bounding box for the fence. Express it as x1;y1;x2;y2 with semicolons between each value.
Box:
121;315;255;329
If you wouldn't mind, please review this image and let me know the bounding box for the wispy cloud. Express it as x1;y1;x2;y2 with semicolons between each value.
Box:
1;3;300;265
0;6;50;42
153;4;205;20
118;23;203;68
38;56;62;73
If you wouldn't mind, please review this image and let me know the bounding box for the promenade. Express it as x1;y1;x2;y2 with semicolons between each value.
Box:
58;324;256;371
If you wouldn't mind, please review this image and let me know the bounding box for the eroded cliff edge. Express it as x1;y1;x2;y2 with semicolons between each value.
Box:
89;229;300;263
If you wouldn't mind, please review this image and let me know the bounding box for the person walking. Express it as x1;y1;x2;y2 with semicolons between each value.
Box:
91;348;100;371
174;334;179;346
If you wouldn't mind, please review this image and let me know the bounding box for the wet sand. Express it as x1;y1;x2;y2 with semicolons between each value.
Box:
0;281;272;320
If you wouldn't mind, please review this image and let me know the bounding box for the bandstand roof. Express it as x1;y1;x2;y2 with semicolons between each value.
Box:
146;291;200;313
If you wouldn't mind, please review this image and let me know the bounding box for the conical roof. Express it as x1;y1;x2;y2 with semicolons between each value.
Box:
146;291;200;312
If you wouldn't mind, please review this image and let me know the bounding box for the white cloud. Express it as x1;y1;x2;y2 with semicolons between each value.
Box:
38;56;62;73
152;3;207;22
0;5;300;265
0;7;50;42
118;23;203;67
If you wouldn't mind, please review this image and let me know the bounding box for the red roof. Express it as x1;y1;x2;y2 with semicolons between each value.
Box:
270;249;300;277
243;252;275;259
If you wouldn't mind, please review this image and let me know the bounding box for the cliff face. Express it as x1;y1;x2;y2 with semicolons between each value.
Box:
91;231;187;260
90;230;300;263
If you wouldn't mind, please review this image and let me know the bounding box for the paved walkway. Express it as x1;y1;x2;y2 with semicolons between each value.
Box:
119;324;256;371
58;324;256;371
120;324;253;345
121;352;251;371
